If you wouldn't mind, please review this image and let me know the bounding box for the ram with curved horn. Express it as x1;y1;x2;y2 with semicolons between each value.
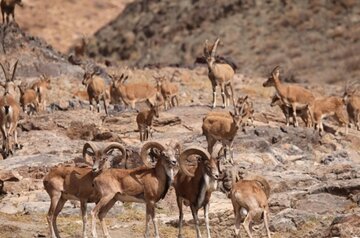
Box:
173;145;221;238
43;142;126;238
90;140;181;238
0;60;21;158
204;38;236;109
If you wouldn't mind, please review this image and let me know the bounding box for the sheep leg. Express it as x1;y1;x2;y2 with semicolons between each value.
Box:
6;14;9;24
1;124;7;151
172;95;179;107
284;107;290;126
1;11;4;24
145;202;159;238
96;99;101;113
291;104;298;127
234;207;242;238
263;210;271;238
13;123;21;150
206;136;216;155
89;97;94;112
91;195;113;238
221;85;226;109
98;198;116;238
53;198;67;238
80;201;88;238
356;110;360;130
177;197;184;238
228;84;236;113
242;211;254;238
204;203;211;238
190;205;202;238
103;97;108;115
47;193;61;238
212;85;217;108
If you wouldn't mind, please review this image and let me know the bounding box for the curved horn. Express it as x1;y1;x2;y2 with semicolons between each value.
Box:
271;65;280;75
10;60;19;82
179;146;210;177
82;142;99;160
0;62;8;81
140;141;165;167
169;140;182;156
102;142;127;161
211;38;220;58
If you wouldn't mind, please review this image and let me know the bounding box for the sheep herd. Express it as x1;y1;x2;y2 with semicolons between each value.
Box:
0;1;359;237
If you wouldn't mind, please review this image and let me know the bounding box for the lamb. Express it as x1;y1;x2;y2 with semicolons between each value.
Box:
204;39;236;109
43;142;126;238
309;96;348;135
0;60;21;158
202;111;242;163
90;141;181;238
154;72;179;110
343;87;360;130
174;146;221;238
82;66;108;114
270;93;312;127
1;0;23;24
136;102;159;141
109;72;158;109
236;96;255;126
230;174;272;238
17;84;39;115
31;74;51;112
263;66;315;127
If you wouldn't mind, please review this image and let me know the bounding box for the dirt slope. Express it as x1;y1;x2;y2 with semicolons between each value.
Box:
87;0;360;84
15;0;133;53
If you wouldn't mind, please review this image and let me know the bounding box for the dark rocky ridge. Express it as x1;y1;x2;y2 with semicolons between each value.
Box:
87;0;360;83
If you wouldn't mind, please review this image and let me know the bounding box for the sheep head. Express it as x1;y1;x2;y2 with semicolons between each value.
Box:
179;146;219;180
263;65;280;87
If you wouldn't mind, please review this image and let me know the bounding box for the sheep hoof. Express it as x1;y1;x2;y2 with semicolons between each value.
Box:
15;144;23;150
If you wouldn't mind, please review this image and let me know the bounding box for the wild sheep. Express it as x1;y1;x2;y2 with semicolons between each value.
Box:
136;102;159;142
236;96;255;126
202;111;242;164
90;141;181;238
31;75;51;112
204;39;236;109
309;96;348;135
82;66;108;114
17;85;39;115
174;146;221;238
270;93;312;127
343;87;360;130
43;142;126;238
109;72;158;109
154;72;179;110
263;66;315;127
230;175;271;238
0;60;21;158
1;0;23;24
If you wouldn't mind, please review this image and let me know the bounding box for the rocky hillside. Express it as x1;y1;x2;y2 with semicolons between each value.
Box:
87;0;360;83
0;9;359;238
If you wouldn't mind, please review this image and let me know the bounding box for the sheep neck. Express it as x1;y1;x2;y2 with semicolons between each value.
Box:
195;165;216;209
273;77;287;99
155;160;173;200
